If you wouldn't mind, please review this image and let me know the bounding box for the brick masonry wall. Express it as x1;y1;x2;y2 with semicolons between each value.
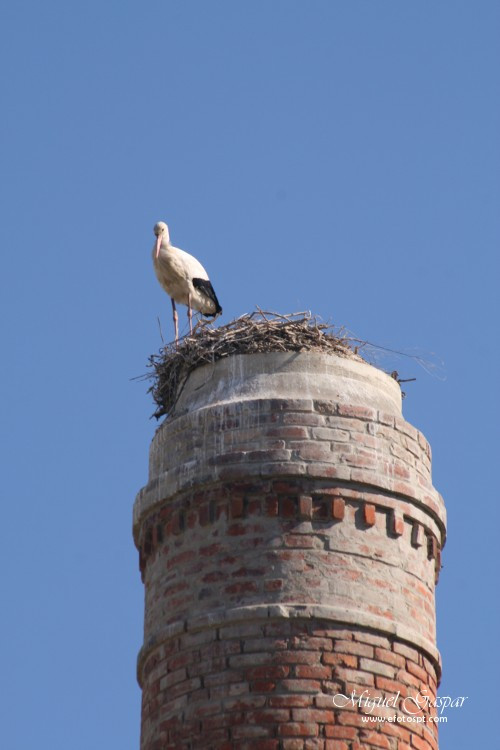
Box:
134;356;446;750
139;619;439;750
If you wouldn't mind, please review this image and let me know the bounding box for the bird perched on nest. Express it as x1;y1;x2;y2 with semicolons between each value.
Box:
152;221;222;343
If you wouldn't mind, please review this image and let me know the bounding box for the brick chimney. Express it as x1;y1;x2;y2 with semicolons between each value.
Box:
134;351;446;750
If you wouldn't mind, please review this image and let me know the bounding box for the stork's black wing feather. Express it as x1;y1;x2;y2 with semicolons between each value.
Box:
192;278;222;316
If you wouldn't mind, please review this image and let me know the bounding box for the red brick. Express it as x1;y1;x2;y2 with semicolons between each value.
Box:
159;667;186;689
247;709;290;723
281;497;297;518
244;637;287;655
284;534;318;548
407;661;429;683
202;570;226;583
363;503;376;526
375;648;406;669
199;542;223;557
251;681;277;692
231;497;245;518
292;708;335;723
223;695;266;710
307;464;349;479
392;480;416;498
203;712;244;731
227;522;248;536
359;657;395;678
336;672;375;692
391;510;405;536
379;721;411;742
411;522;424;547
188;656;227;678
167;677;201;699
335;640;374;658
314;695;336;709
206;678;242;696
225;581;258;595
166;548;195;568
232;724;272;739
265;497;279;516
267;426;310;439
295;664;332;679
338;405;376;420
411;735;432;750
247;449;292;462
281;650;322;665
167;650;199;671
264;578;284;591
338;712;376;727
375;676;408;697
426;728;439;750
281;679;322;693
292;636;333;651
247;665;290;680
278;723;319;737
422;656;437;681
232;565;266;578
393;463;411;480
299;495;313;519
359;731;391;748
325;726;357;739
344;453;377;469
229;652;272;668
298;443;333;462
332;498;345;520
325;741;349;750
270;695;313;708
316;628;353;640
283;412;323;426
192;728;229;745
353;632;391;648
304;739;325;750
393;643;420;662
282;740;305;750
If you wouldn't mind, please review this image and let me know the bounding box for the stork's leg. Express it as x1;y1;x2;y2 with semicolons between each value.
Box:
187;293;193;334
171;298;179;344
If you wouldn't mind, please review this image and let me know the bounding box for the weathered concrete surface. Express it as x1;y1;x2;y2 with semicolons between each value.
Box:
172;352;402;417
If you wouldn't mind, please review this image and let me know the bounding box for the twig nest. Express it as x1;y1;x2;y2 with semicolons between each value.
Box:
146;310;361;419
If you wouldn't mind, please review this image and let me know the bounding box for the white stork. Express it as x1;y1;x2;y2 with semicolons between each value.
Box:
152;221;222;342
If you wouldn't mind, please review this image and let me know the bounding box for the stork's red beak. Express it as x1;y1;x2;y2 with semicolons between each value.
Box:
155;234;162;259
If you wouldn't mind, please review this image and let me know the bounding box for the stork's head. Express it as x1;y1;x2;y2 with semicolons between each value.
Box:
154;221;170;257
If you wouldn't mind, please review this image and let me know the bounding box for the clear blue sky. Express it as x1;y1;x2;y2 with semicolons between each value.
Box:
1;2;498;748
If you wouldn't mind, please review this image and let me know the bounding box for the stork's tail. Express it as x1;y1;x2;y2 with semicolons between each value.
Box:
192;278;222;317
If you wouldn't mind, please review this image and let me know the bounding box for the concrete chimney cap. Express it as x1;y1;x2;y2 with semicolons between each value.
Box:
173;351;402;418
